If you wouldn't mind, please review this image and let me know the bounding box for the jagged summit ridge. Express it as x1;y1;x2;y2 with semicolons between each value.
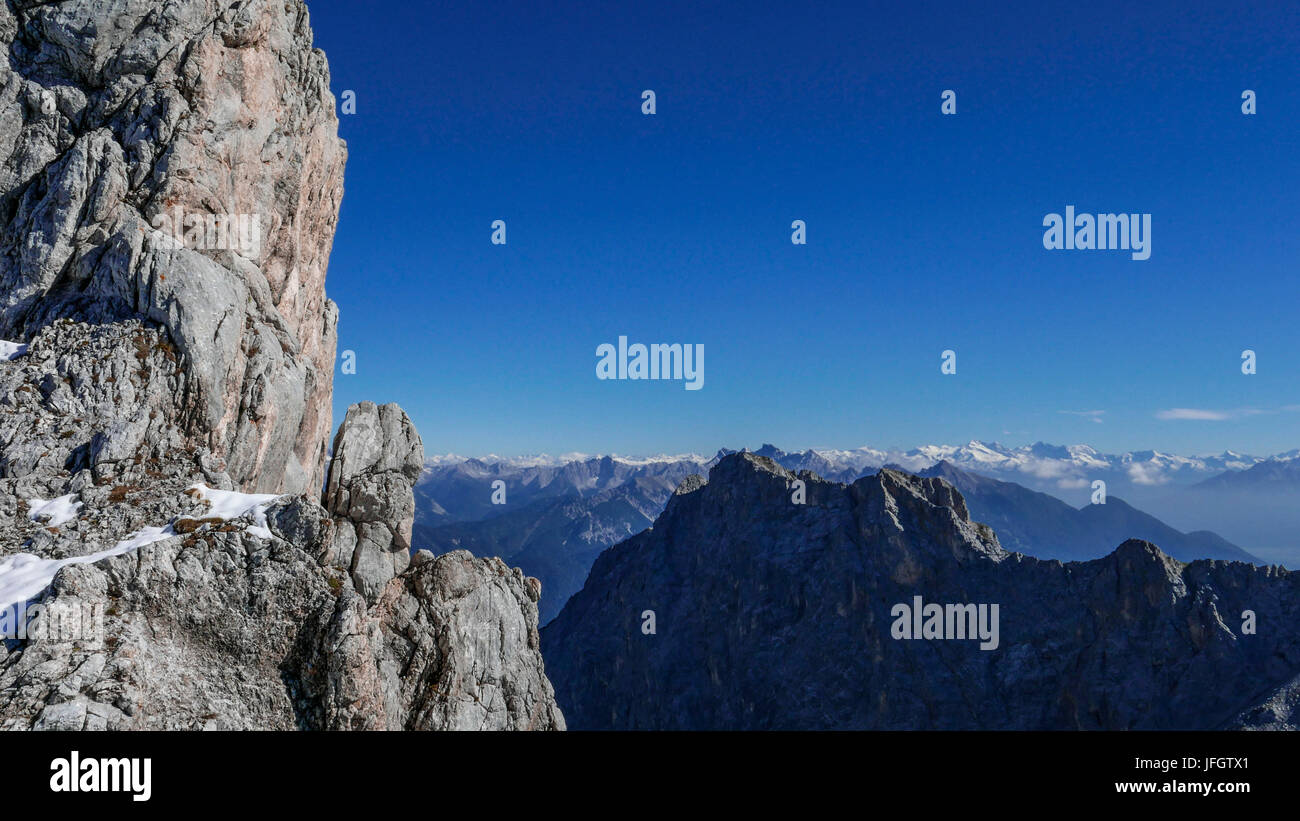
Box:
542;452;1300;730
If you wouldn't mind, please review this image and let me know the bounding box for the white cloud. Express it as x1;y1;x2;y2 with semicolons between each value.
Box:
1156;408;1233;421
1059;410;1105;424
1127;463;1170;486
1021;459;1077;479
1156;405;1300;422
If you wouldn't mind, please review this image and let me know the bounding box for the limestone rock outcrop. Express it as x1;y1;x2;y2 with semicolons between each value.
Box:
0;1;564;731
0;0;346;495
325;402;422;603
0;334;564;729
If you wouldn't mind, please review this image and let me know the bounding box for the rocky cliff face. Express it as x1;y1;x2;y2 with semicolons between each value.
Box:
0;0;344;495
0;1;563;730
542;452;1300;730
0;342;564;730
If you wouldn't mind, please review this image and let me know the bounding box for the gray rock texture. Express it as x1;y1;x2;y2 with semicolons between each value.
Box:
0;332;564;730
0;0;345;496
0;0;563;731
326;402;422;603
542;452;1300;730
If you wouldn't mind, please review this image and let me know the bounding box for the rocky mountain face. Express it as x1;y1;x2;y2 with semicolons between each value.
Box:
542;453;1300;730
326;402;423;604
417;449;1261;624
0;0;344;496
0;1;563;731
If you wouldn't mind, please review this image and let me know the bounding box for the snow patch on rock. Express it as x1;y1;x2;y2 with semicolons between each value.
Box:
2;486;284;613
25;495;82;527
185;484;283;540
0;525;176;613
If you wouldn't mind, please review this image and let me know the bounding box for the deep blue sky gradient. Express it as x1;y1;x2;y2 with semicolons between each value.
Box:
304;0;1300;457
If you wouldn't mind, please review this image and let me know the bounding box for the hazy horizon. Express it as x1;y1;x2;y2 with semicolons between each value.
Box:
418;438;1297;462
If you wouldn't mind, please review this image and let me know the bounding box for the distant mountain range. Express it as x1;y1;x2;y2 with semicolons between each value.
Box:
413;456;703;622
1195;456;1300;490
414;443;1273;621
415;473;684;624
426;441;1299;495
415;455;703;524
1152;458;1300;567
918;461;1255;563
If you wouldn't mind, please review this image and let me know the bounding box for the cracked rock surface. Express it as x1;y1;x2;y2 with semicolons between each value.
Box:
0;0;563;731
0;0;345;496
325;401;422;604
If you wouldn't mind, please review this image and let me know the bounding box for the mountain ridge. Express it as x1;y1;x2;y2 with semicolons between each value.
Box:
416;446;1268;623
423;440;1297;492
542;452;1300;730
918;460;1257;563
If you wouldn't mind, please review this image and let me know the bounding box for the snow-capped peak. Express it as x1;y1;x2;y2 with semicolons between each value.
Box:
422;441;1284;491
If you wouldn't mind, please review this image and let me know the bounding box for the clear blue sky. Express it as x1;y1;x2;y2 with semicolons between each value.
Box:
306;0;1300;457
